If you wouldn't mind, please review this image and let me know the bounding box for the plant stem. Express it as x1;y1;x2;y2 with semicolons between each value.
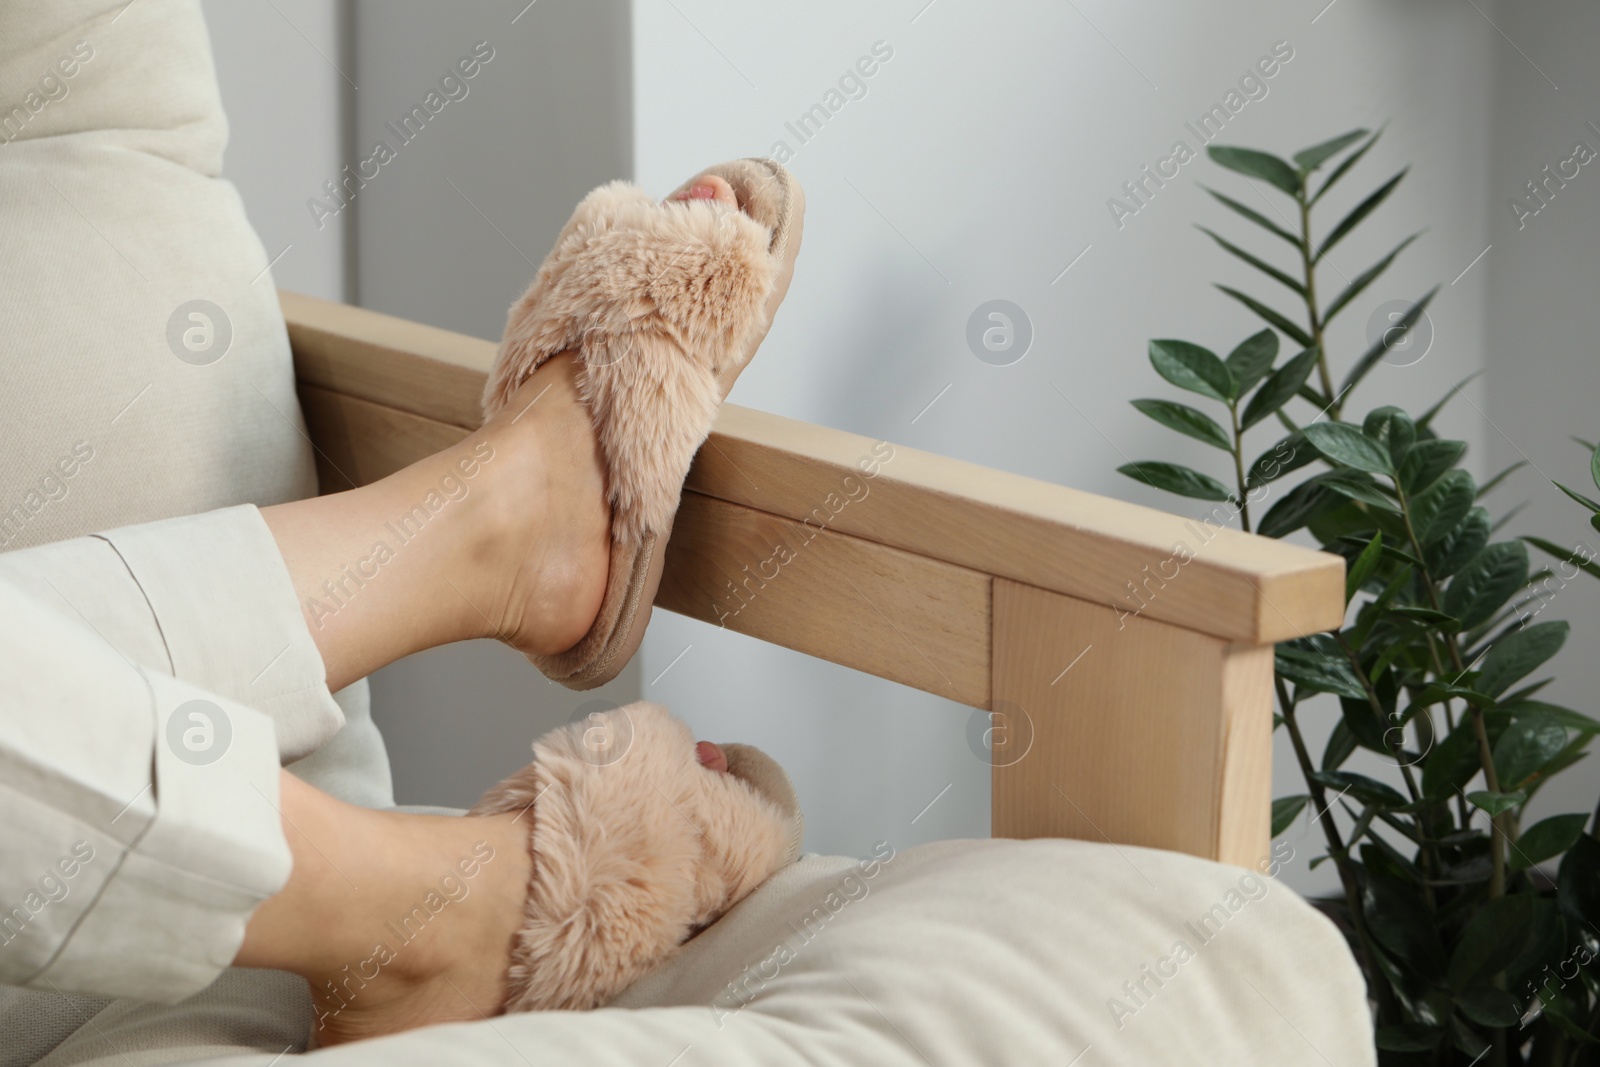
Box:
1296;189;1338;418
1420;637;1474;832
1334;632;1441;907
1394;478;1509;899
1230;403;1253;533
1276;676;1400;1024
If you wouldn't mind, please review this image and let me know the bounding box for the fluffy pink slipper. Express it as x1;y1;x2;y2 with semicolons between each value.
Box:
468;702;803;1012
484;159;804;689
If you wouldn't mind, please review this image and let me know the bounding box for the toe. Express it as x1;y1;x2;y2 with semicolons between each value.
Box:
696;740;730;774
667;173;738;210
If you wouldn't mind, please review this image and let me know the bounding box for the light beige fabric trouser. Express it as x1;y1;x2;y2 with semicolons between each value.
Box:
0;504;347;1007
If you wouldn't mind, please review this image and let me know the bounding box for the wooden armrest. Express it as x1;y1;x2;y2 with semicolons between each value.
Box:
283;289;1344;867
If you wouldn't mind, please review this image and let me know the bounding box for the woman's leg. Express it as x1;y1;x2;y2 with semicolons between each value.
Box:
232;770;533;1045
260;353;609;694
240;177;743;1046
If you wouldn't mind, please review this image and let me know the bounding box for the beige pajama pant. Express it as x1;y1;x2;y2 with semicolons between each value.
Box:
0;504;367;1064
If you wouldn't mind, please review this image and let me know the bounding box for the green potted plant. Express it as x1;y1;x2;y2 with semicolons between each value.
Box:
1115;127;1600;1064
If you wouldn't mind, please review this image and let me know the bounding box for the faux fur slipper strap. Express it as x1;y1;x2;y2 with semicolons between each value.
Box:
483;179;781;544
468;702;803;1013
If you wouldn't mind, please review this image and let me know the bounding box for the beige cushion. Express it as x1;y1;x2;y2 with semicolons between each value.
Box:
34;839;1372;1065
0;0;314;546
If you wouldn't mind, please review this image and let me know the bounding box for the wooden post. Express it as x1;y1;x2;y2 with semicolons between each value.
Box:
990;578;1275;867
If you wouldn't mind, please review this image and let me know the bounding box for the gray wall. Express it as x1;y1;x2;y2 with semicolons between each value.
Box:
204;0;347;300
204;0;1598;896
1482;0;1600;834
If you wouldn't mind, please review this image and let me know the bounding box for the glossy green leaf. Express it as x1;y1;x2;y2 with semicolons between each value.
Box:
1494;713;1569;789
1340;287;1439;397
1411;470;1476;546
1148;339;1233;403
1454;987;1521;1028
1270;795;1309;837
1448;1017;1491;1060
1202;186;1299;244
1498;678;1554;705
1197;227;1305;296
1388;605;1461;631
1397;438;1467;495
1244;432;1315;488
1345;533;1384;603
1257;479;1341;538
1215;286;1314;348
1130;399;1232;450
1315;168;1407;262
1478;621;1569;698
1334;688;1392;754
1322;233;1420;323
1294;385;1329;410
1509;813;1588;871
1362;867;1448;982
1323;720;1359;772
1506;896;1566;980
1446;892;1536;990
1555;480;1600;514
1310;126;1384;204
1223;329;1279;395
1423;711;1509;799
1362;406;1416;462
1301;422;1393;474
1592;438;1600;492
1294;128;1369;172
1443;542;1529;630
1523;535;1600;582
1467;789;1527;817
1240;347;1320;430
1317;469;1400;512
1276;640;1365;699
1429;506;1490;578
1208;144;1301;195
1312;770;1407;808
1557;834;1600;926
1117;461;1231;502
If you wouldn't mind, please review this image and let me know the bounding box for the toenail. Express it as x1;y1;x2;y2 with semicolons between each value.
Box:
675;183;719;201
696;740;729;772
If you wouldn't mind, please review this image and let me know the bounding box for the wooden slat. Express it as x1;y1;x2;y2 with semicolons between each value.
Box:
297;384;469;493
280;289;1343;644
689;407;1343;645
284;290;492;429
659;494;991;707
990;578;1274;866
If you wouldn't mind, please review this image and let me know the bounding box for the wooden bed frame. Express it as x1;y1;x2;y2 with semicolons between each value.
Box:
282;290;1345;869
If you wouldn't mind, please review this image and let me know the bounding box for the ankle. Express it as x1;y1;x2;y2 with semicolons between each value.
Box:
466;355;611;657
302;810;532;1040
